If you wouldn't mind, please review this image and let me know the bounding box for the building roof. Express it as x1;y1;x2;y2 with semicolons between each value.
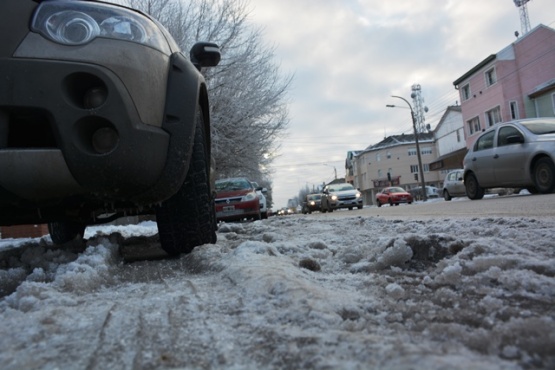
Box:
453;24;555;88
362;132;434;152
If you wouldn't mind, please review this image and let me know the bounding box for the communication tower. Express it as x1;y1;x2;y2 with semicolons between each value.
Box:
514;0;531;35
410;84;428;133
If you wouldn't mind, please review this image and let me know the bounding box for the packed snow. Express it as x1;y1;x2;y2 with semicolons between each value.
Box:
0;212;554;369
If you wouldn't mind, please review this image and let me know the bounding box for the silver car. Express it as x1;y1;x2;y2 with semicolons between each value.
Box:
463;118;555;200
442;169;466;201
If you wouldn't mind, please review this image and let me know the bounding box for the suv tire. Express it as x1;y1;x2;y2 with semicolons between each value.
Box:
48;221;86;245
156;107;217;256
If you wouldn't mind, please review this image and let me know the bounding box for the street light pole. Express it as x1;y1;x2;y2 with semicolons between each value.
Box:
387;95;428;201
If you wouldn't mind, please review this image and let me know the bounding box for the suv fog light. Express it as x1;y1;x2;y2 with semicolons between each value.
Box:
92;127;119;154
83;87;107;109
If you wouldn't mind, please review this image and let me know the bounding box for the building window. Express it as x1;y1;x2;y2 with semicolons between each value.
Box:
510;101;520;120
377;169;382;178
485;106;502;127
410;165;419;173
386;151;391;159
485;67;497;87
408;148;417;156
421;147;432;155
376;153;381;162
552;93;555;115
467;116;481;135
423;164;430;172
461;84;471;101
456;129;461;142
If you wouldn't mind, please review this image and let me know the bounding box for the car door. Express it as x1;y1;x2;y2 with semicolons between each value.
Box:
451;170;465;196
467;130;496;187
492;125;528;186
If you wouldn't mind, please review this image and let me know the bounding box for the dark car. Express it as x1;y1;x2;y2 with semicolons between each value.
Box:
463;118;555;200
320;183;363;212
0;0;221;256
214;178;261;222
301;193;322;214
376;187;413;207
442;169;466;201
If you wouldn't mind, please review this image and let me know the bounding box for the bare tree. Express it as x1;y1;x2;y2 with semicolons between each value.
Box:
123;0;291;207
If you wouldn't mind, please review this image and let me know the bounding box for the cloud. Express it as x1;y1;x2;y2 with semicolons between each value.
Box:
249;0;554;207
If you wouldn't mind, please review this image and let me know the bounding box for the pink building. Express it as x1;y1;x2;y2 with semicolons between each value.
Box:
453;24;555;148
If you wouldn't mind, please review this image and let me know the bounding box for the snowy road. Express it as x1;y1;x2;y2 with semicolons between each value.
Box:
0;211;554;369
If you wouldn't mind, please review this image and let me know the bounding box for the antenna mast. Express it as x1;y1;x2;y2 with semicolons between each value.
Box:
514;0;531;35
411;84;428;133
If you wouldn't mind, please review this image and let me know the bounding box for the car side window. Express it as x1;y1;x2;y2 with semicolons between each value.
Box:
474;130;495;151
498;126;523;147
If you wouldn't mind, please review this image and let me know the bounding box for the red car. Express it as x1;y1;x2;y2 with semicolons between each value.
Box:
376;187;413;207
215;178;261;221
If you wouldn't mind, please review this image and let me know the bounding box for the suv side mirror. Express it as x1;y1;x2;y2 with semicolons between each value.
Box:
190;42;221;70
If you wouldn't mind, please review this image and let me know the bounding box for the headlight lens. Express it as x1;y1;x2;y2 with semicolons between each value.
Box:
31;1;170;53
331;195;338;201
243;192;257;201
356;192;361;198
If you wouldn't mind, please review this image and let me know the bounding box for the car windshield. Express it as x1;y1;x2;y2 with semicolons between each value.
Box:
521;121;555;135
388;187;405;193
329;184;354;192
215;179;251;191
307;194;321;200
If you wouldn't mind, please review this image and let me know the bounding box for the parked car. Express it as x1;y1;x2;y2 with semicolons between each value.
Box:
409;185;440;200
463;118;555;200
215;178;261;222
250;182;268;219
376;187;413;207
320;183;363;212
442;169;466;201
0;0;220;256
301;193;322;214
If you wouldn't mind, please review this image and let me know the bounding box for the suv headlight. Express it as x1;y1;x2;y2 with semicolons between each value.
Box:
31;0;170;53
331;195;338;201
356;192;361;198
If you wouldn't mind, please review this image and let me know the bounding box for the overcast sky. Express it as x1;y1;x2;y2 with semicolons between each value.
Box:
246;0;555;208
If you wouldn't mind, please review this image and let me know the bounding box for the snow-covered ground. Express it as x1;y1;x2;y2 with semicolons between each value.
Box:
0;213;554;369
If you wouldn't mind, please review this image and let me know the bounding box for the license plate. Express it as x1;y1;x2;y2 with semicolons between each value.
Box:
223;206;235;212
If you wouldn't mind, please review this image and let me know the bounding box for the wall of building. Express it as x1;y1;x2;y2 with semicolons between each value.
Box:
354;141;440;205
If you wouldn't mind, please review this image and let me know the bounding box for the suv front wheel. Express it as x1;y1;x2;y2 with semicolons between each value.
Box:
156;106;217;256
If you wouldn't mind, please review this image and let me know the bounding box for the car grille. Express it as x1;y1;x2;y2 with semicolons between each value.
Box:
338;195;356;201
215;197;243;204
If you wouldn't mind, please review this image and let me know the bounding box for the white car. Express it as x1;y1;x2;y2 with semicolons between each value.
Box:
251;182;268;219
320;183;363;212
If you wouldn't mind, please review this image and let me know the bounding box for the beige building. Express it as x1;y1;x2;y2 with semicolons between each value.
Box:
352;133;440;205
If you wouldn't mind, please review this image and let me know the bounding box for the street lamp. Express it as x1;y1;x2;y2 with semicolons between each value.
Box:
386;95;428;201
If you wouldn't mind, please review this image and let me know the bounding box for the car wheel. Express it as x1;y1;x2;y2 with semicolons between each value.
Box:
465;172;485;200
348;207;353;210
156;106;217;256
389;199;393;206
443;189;452;201
533;157;555;194
48;221;86;245
357;205;363;210
261;212;268;219
376;199;381;207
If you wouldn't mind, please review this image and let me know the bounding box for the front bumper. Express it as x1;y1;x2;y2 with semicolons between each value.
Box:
329;198;363;209
0;58;169;202
215;199;260;221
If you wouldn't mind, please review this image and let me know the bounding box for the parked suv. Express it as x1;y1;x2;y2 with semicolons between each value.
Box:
320;183;363;212
0;0;221;256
